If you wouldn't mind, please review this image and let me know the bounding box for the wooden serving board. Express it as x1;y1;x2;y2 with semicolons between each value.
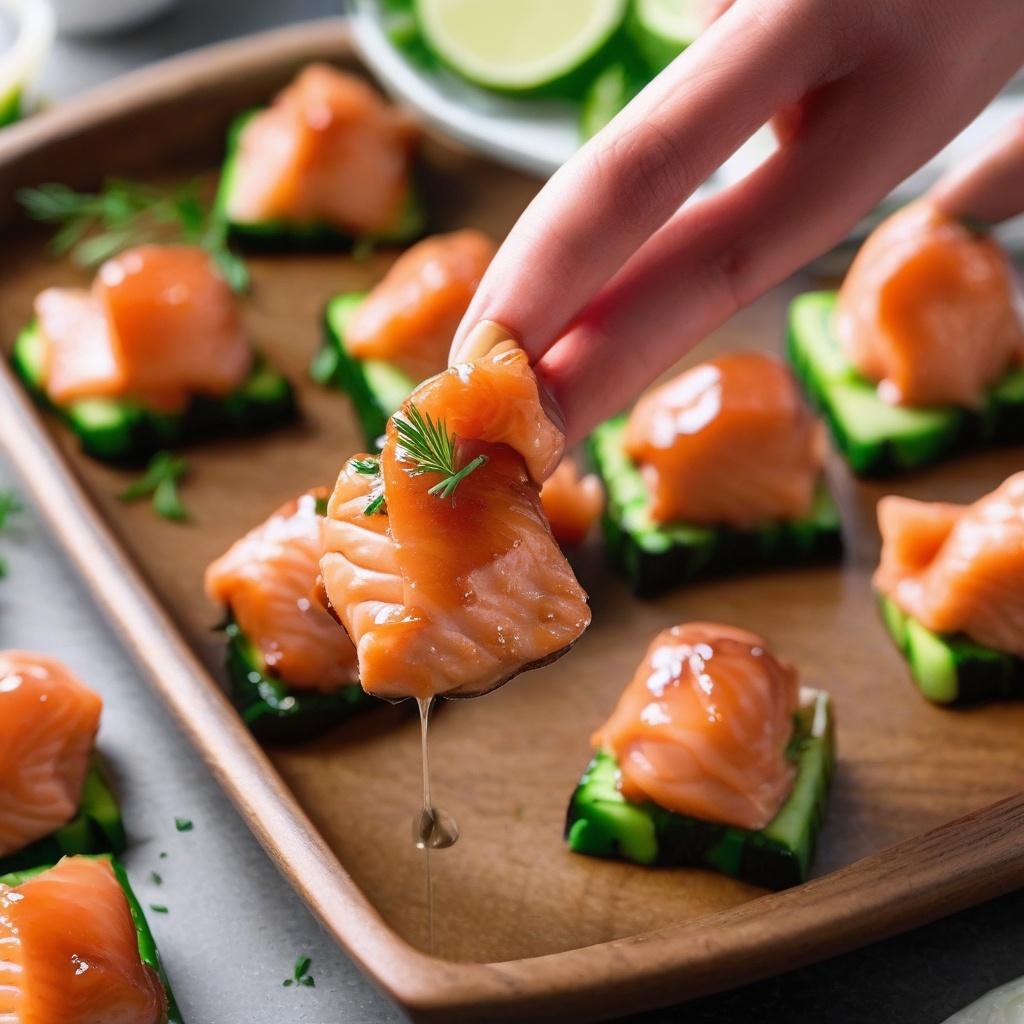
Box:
1;21;1022;1023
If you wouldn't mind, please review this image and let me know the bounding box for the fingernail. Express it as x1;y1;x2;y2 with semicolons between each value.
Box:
455;320;519;364
536;375;567;439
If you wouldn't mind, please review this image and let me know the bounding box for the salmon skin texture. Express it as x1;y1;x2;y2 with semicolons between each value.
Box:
345;229;497;383
875;472;1024;658
835;201;1024;408
0;856;168;1024
624;351;826;529
0;652;102;858
205;489;359;692
592;623;800;832
321;340;591;701
35;245;253;411
225;63;419;236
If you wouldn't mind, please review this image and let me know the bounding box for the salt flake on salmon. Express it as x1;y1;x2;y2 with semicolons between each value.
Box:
0;857;168;1024
321;339;590;700
835;200;1024;409
875;472;1024;660
223;63;419;238
0;652;102;859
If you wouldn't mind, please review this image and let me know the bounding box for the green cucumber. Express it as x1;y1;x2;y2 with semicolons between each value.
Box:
223;615;381;742
1;856;184;1024
786;291;1024;475
12;321;296;465
0;85;21;128
312;292;417;449
579;55;649;139
214;111;426;252
565;688;835;888
877;594;1024;704
0;757;126;875
587;414;843;597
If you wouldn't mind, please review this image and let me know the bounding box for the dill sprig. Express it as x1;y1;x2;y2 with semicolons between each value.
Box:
119;451;190;522
16;179;249;292
352;455;387;516
394;404;488;500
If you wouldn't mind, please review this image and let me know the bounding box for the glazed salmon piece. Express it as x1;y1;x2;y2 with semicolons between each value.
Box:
205;489;358;692
345;230;497;382
624;351;826;529
37;245;252;411
835;201;1024;408
0;652;102;858
321;341;590;701
875;473;1024;658
0;857;167;1024
539;460;603;547
593;622;800;831
225;63;419;235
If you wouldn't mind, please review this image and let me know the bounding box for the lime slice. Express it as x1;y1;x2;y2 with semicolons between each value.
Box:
415;0;627;92
630;0;704;72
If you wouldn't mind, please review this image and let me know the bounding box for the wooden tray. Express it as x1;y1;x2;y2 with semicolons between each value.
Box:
1;21;1023;1023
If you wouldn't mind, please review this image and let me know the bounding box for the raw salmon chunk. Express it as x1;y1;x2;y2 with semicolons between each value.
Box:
593;622;800;831
345;230;496;382
624;351;826;529
36;245;253;411
0;652;102;858
539;460;603;547
321;340;590;700
835;201;1024;408
875;472;1024;658
0;856;167;1024
205;489;359;692
225;63;419;236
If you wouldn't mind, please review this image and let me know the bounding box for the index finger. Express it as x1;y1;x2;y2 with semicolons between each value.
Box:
450;0;841;364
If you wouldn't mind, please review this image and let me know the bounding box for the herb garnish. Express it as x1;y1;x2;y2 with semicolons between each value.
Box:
353;455;387;517
149;904;169;914
150;871;163;885
0;490;23;577
16;179;249;292
283;955;315;988
174;817;193;832
394;404;488;500
119;452;189;522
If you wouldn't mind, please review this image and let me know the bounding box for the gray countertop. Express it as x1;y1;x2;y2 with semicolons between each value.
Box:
5;2;1024;1021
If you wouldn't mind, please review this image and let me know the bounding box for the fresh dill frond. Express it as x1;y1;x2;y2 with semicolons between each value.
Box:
17;178;250;292
393;404;488;500
119;451;190;522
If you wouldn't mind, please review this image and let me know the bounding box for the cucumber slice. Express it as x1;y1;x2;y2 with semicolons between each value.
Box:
416;0;627;93
566;688;835;888
579;56;649;139
0;856;184;1024
786;291;1024;475
12;321;297;465
877;594;1024;704
628;0;703;72
0;86;21;128
223;616;382;742
214;111;426;252
313;292;417;450
0;757;126;875
587;414;843;597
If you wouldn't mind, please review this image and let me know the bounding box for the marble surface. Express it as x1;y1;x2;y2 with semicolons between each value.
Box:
4;2;1023;1021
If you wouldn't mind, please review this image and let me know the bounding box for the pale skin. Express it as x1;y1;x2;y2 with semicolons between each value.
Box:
449;0;1024;454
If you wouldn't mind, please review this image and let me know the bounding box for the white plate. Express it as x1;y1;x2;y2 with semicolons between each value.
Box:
351;5;1024;247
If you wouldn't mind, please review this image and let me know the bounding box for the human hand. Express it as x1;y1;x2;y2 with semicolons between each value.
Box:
450;0;1024;449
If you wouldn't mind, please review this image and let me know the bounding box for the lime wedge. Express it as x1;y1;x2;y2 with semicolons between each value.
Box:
630;0;704;71
415;0;627;92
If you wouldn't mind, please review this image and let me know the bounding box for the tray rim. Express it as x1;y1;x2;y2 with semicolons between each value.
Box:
1;21;1023;1024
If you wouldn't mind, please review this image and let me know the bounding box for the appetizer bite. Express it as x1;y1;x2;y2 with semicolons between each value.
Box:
565;623;835;889
0;651;125;875
588;351;841;596
13;244;295;463
540;459;604;547
312;229;497;447
876;472;1024;704
205;488;380;741
0;856;181;1023
320;336;591;700
215;63;424;250
787;201;1024;475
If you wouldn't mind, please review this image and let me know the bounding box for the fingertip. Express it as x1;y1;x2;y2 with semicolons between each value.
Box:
449;319;520;366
